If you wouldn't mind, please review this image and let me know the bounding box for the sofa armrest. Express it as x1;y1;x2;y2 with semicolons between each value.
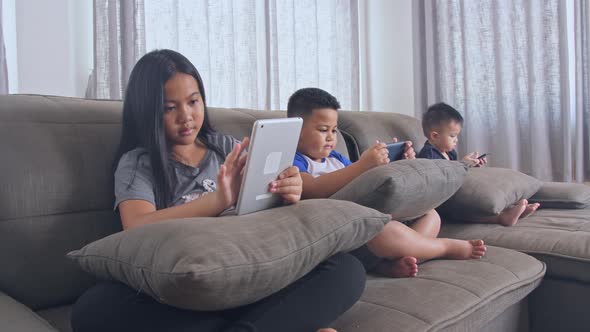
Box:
0;291;57;332
529;182;590;209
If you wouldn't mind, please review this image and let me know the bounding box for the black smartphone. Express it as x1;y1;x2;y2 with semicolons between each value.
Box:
386;142;406;161
477;153;490;159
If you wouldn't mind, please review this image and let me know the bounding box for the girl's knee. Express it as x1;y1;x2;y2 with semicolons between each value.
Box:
72;283;117;332
330;252;365;277
72;282;145;332
326;253;366;297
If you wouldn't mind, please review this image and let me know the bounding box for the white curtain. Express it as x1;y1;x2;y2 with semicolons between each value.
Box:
87;0;145;99
0;0;9;94
266;0;359;110
416;0;589;181
574;0;590;180
92;0;359;110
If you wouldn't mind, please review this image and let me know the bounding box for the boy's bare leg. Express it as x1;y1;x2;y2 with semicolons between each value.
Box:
408;209;441;238
317;329;337;332
374;256;418;278
367;221;486;263
471;199;528;226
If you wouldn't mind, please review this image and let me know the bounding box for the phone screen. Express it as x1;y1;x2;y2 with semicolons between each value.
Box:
386;142;406;161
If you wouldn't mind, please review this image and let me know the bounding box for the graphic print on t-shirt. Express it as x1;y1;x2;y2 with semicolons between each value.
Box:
181;178;217;204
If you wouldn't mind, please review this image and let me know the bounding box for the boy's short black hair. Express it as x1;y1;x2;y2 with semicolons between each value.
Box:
422;102;464;137
287;87;341;118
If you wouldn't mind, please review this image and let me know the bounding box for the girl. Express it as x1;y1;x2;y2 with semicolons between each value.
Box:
71;49;366;332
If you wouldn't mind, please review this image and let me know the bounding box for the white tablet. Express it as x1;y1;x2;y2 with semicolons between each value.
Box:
235;117;303;215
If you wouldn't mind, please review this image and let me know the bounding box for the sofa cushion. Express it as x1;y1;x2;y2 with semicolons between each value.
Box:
440;208;590;284
68;199;389;311
438;167;542;220
330;159;467;221
332;246;545;331
0;292;58;332
528;182;590;209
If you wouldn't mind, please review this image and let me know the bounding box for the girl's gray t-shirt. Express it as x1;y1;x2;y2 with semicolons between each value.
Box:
114;133;238;209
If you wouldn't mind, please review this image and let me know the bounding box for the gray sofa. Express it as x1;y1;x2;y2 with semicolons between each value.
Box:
0;94;588;332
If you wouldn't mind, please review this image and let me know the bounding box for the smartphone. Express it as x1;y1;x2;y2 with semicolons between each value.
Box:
477;153;490;159
386;142;406;161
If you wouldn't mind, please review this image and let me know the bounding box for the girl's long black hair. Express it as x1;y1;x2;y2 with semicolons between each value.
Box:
114;49;223;209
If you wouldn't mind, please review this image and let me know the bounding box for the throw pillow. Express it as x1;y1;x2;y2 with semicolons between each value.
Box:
529;182;590;209
329;159;468;221
68;199;389;311
438;167;543;220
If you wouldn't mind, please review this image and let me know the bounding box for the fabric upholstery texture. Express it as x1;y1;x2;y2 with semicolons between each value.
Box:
0;292;57;332
438;167;542;219
332;246;545;332
330;159;467;221
529;181;590;209
440;208;590;284
0;95;123;310
336;110;426;161
68;199;389;311
2;94;588;332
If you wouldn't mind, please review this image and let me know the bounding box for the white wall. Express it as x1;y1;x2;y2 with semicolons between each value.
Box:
7;0;92;97
359;0;415;116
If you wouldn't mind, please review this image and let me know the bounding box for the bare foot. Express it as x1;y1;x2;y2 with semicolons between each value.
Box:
442;239;486;259
375;256;418;278
317;329;337;332
520;202;540;219
498;199;527;226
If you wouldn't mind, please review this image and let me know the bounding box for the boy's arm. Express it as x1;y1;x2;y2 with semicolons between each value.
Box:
462;152;484;167
301;142;389;199
300;161;373;199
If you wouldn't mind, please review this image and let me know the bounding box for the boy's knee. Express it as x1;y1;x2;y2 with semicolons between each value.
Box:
425;209;441;224
382;219;403;234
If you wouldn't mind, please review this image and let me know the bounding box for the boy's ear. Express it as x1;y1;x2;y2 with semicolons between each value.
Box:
430;131;439;140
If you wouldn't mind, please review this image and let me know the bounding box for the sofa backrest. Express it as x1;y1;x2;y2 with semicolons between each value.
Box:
337;111;426;161
0;95;123;310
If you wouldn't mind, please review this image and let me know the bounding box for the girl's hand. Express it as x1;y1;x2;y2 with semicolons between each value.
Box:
359;140;389;170
392;137;416;160
462;152;483;167
269;166;302;204
216;137;249;209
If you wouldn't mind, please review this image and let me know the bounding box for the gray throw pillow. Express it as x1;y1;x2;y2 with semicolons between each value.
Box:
330;159;468;221
438;167;543;219
68;199;388;311
529;182;590;209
